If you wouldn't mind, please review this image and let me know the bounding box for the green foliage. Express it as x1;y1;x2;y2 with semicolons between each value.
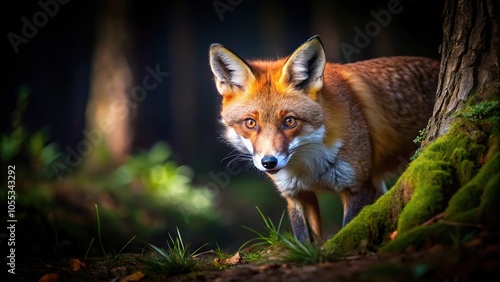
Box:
213;242;231;260
1;87;61;178
459;100;500;121
413;128;426;144
1;86;28;162
4;87;221;259
410;148;423;161
113;142;215;219
411;129;426;160
240;207;285;250
241;250;266;263
280;233;324;264
238;207;328;265
73;144;220;258
143;228;207;276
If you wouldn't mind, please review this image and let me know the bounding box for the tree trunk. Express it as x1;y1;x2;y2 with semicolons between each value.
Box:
423;0;500;146
85;0;133;169
168;4;197;164
324;0;500;255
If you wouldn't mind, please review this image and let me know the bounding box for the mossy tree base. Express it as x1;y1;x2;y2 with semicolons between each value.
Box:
324;100;500;256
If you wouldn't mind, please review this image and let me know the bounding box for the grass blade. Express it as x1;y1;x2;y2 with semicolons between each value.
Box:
117;235;137;256
84;237;95;260
95;204;106;256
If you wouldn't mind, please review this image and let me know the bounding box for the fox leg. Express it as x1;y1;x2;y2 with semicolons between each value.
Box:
340;181;377;227
285;191;322;243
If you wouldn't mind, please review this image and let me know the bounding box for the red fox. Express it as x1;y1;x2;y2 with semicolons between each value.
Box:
209;35;439;243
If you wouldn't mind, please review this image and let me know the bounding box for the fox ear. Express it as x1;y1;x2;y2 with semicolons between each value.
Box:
279;35;326;92
209;44;255;95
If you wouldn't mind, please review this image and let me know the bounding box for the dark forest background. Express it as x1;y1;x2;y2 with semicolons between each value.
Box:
2;0;443;258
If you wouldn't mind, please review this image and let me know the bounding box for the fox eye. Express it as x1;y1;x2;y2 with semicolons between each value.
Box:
283;117;297;129
244;118;257;129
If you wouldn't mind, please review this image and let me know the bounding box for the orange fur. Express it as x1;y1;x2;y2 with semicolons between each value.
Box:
209;36;439;243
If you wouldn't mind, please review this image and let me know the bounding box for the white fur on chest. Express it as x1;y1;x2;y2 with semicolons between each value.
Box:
270;140;356;196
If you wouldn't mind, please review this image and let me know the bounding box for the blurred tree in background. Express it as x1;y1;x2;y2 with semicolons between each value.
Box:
3;0;443;261
85;0;134;169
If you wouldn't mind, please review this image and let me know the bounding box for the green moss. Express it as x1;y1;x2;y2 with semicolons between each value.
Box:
396;156;452;234
380;152;498;253
477;153;500;226
323;183;408;255
455;159;476;186
445;152;499;221
324;96;499;256
394;120;490;234
443;178;481;217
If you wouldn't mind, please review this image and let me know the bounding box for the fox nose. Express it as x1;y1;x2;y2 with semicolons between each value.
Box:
261;156;278;169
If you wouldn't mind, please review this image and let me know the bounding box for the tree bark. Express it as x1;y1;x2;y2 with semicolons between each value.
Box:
423;0;500;146
85;0;133;168
324;0;500;255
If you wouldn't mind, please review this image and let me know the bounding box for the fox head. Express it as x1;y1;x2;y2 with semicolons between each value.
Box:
209;36;327;173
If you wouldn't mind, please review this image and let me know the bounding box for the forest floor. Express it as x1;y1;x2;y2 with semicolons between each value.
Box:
14;231;500;282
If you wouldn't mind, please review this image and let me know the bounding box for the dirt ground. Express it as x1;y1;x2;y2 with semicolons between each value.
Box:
13;231;500;282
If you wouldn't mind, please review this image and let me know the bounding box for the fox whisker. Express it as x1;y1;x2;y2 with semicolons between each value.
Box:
223;150;253;171
209;35;439;243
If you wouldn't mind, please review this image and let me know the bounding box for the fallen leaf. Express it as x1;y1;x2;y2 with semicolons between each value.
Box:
220;252;242;265
38;273;59;282
70;258;86;271
120;271;145;282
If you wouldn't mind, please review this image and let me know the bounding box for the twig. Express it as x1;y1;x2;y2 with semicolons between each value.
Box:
438;220;485;229
421;212;445;226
